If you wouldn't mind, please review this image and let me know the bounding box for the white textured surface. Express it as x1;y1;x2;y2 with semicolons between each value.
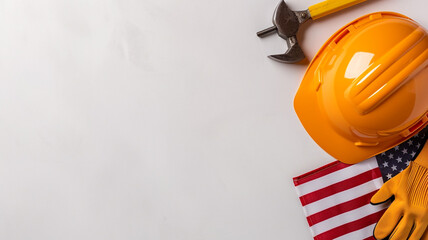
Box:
0;0;426;239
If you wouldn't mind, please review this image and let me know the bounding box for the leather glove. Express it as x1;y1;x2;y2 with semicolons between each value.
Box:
370;142;428;240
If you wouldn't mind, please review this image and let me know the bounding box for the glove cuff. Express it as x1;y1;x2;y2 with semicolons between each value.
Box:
407;162;428;206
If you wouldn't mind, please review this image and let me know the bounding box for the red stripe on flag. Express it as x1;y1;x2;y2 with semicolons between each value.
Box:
299;168;382;206
306;190;378;226
363;237;376;240
314;210;385;240
293;161;351;186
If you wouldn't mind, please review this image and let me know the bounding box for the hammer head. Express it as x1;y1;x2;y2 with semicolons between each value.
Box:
273;0;300;38
257;0;310;64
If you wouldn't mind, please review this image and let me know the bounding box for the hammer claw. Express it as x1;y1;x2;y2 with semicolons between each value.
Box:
268;38;306;63
268;54;306;64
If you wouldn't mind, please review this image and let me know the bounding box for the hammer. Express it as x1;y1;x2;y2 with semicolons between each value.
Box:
257;0;367;63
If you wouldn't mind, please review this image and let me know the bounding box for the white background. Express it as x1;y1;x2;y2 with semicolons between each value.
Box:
0;0;426;239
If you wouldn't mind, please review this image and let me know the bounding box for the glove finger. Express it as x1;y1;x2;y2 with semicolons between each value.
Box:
370;175;401;205
408;223;428;240
422;229;428;240
370;187;394;205
389;216;413;240
373;204;403;240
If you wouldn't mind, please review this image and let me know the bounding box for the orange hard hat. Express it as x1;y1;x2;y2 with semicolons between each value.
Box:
294;12;428;164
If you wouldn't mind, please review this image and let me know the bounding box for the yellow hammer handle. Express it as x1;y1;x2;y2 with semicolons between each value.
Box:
308;0;367;20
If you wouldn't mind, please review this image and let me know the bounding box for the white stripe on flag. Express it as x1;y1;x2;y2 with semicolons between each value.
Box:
310;202;387;236
303;177;384;216
335;223;377;240
296;158;378;196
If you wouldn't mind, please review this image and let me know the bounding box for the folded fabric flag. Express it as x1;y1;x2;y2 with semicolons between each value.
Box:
293;127;428;240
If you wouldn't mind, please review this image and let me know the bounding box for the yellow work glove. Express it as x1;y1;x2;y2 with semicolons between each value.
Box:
370;142;428;240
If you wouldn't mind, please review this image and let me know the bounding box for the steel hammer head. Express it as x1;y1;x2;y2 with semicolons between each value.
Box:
257;0;310;63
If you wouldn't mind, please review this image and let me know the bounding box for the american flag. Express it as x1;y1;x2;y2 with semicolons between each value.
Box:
293;127;428;240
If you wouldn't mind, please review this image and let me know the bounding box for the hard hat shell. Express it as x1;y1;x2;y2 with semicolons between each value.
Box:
294;12;428;164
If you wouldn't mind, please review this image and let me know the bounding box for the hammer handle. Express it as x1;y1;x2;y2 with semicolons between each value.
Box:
308;0;367;20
